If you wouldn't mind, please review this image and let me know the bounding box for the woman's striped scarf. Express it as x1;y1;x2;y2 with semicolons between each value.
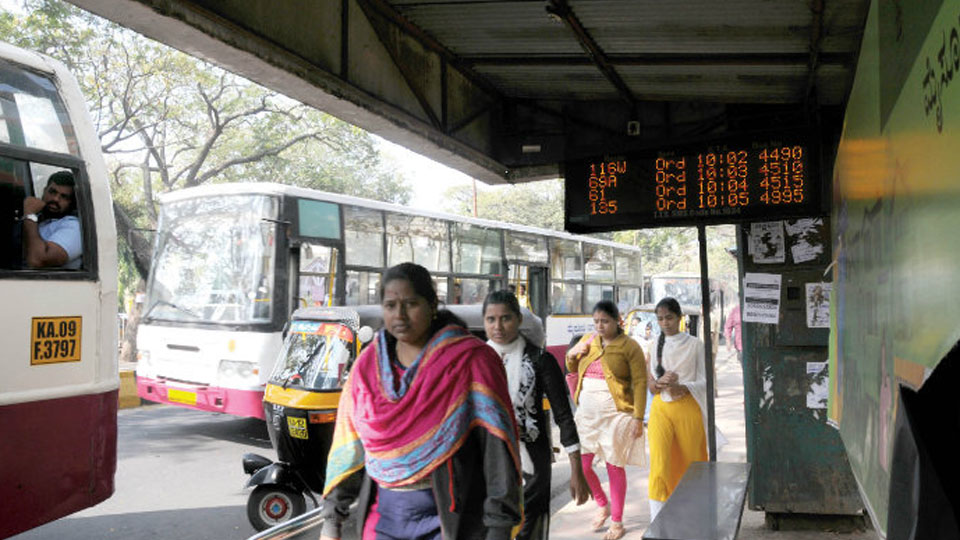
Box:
323;325;521;494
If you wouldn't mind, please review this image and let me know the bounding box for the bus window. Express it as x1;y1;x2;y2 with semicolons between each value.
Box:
343;206;383;267
505;231;548;264
614;248;642;286
456;278;491;305
299;244;339;307
386;214;450;272
583;244;615;283
618;287;641;310
0;155;85;271
345;270;380;305
585;283;614;308
551;282;582;314
550;238;582;281
452;223;502;275
0;59;79;156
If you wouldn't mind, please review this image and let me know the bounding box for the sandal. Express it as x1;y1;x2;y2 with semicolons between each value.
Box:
591;506;610;531
603;522;626;540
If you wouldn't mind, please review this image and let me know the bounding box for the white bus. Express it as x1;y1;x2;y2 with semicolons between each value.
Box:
136;183;643;418
0;41;117;538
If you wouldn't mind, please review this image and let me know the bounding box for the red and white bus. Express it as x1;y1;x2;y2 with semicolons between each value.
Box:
135;182;643;418
0;41;117;538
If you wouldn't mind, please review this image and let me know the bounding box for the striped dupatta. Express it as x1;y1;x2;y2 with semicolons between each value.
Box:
323;325;521;495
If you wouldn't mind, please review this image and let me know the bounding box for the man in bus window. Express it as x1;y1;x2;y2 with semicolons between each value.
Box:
22;171;82;270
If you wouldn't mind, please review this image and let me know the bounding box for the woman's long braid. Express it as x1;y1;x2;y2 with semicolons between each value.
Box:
655;331;666;378
654;297;682;379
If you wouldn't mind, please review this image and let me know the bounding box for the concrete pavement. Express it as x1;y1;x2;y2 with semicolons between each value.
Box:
548;348;877;540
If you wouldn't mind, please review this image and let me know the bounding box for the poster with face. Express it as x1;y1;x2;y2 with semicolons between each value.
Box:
806;282;831;328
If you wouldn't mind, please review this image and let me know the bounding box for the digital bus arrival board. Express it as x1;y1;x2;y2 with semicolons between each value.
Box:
564;130;824;233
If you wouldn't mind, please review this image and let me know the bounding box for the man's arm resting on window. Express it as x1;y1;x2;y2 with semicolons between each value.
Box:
22;220;69;268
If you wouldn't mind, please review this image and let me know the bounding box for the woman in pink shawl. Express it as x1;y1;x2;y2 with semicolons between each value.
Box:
321;262;523;540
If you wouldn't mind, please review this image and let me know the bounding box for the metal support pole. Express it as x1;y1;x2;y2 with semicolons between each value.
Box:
698;224;717;461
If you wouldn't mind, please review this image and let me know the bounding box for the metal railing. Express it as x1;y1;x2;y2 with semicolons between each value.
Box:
246;507;325;540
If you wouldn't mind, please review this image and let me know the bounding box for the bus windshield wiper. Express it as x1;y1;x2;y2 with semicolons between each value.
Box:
145;300;202;320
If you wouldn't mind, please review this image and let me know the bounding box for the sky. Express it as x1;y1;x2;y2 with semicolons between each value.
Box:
376;137;483;211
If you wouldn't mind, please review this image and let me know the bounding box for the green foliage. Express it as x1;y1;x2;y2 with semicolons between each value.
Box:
3;0;412;302
442;178;565;230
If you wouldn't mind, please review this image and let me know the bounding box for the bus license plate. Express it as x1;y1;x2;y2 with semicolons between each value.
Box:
30;316;82;365
287;417;308;440
168;388;197;405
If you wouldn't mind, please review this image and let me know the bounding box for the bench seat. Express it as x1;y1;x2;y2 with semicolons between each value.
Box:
643;461;751;540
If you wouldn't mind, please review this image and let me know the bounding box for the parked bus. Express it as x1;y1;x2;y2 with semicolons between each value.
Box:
0;41;117;538
135;183;643;419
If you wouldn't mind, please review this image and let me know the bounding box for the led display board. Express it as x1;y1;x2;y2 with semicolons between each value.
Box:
564;129;825;233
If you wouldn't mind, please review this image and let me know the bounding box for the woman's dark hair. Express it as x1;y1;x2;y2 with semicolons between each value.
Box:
654;297;683;378
483;289;522;318
380;262;466;337
592;300;623;335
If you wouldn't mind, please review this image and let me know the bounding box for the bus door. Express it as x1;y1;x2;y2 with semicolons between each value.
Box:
295;242;343;308
509;264;548;321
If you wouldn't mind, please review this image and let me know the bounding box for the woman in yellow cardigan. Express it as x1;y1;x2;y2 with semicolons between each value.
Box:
566;300;647;540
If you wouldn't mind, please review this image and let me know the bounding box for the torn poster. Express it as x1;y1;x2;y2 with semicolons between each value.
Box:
785;218;825;263
742;273;781;324
806;361;829;409
750;221;785;264
806;282;831;328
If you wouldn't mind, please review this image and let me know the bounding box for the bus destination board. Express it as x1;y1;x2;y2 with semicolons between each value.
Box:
564;130;824;233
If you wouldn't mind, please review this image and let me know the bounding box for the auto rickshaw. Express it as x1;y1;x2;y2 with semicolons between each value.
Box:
242;306;376;531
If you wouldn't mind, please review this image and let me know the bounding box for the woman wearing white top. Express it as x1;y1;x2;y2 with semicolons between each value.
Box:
646;297;708;521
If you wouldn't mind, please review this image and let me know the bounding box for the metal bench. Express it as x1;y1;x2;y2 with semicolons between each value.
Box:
643;462;751;540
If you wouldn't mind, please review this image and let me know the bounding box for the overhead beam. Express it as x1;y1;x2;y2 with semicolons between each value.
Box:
804;0;825;106
353;0;504;100
355;0;443;129
464;52;852;67
545;0;636;107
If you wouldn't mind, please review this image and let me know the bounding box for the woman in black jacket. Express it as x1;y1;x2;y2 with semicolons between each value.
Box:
483;290;590;540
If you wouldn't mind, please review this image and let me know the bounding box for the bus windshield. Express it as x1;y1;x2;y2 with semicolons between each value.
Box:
273;321;355;390
144;194;278;324
651;276;703;307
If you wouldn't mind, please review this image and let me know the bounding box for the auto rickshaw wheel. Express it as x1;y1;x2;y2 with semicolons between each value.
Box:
247;484;306;531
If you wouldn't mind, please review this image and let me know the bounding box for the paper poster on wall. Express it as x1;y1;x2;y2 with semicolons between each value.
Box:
785;218;825;263
806;282;832;328
742;272;781;324
807;361;829;409
750;221;785;264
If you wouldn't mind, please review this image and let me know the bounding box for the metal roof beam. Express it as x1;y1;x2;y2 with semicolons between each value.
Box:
464;52;852;67
804;0;825;107
354;0;504;100
545;0;637;107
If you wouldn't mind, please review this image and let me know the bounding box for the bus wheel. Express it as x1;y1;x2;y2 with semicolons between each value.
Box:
247;484;306;531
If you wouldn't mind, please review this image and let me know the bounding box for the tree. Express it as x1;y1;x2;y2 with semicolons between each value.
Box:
1;0;411;285
442;178;565;230
2;0;412;363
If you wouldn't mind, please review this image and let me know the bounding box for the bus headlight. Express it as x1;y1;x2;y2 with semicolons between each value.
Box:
218;360;259;384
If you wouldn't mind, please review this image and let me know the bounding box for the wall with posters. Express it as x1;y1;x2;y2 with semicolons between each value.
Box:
831;0;960;536
738;216;862;517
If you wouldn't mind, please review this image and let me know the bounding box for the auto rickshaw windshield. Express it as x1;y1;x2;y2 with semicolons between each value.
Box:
271;321;356;390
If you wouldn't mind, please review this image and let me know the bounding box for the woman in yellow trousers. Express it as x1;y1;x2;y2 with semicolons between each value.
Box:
646;297;708;521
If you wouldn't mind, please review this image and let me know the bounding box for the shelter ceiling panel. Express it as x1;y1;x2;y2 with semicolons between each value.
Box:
394;1;584;57
474;65;620;101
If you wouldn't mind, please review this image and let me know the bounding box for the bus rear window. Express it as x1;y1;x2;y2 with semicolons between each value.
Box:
0;60;79;156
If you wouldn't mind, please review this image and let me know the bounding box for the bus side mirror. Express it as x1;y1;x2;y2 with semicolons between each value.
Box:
358;326;374;344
